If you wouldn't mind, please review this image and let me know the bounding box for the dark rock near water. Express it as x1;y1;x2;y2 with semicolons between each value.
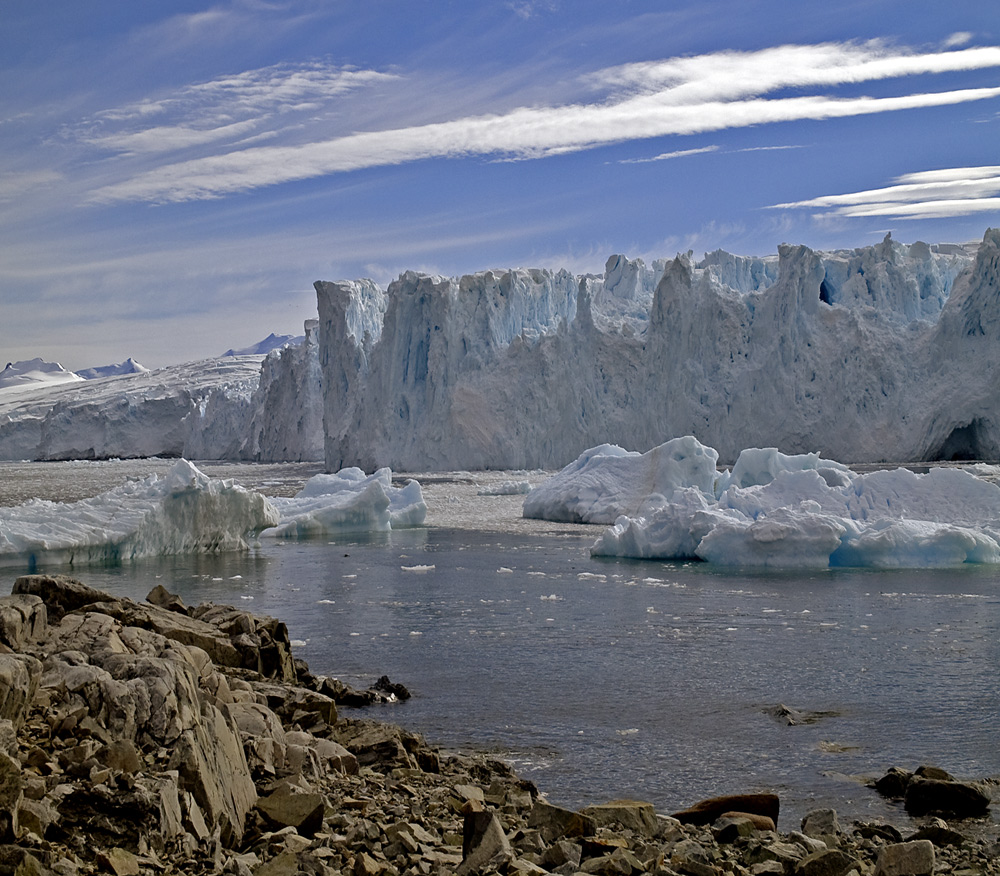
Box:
673;792;781;828
872;764;992;818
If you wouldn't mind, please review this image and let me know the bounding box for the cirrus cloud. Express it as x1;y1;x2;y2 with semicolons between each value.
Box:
771;165;1000;219
85;41;1000;204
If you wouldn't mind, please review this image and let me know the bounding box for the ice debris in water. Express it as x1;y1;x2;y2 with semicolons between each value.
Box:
0;458;279;563
524;437;1000;569
262;466;426;538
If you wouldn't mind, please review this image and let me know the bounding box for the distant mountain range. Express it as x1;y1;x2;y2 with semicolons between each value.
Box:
220;333;304;357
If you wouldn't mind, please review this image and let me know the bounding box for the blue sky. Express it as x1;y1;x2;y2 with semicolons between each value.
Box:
2;1;999;370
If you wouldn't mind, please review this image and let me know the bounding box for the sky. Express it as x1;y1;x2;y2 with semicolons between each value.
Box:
2;1;999;371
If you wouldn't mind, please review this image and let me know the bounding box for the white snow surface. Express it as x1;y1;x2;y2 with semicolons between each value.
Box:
0;359;84;394
532;438;1000;568
262;467;426;537
0;460;426;564
0;459;279;564
75;358;149;380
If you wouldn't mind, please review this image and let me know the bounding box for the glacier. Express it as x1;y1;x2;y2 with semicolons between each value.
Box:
1;229;995;469
525;437;1000;568
317;231;988;471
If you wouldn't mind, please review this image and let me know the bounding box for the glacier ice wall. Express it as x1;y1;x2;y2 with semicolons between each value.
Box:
317;231;990;471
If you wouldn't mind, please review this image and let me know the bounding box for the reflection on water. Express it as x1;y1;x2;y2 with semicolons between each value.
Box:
26;525;999;834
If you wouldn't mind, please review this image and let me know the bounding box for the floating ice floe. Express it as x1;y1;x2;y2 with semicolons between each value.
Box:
261;467;426;538
477;480;533;496
524;438;1000;568
0;459;279;565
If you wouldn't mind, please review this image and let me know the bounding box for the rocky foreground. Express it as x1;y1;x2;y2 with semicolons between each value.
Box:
0;574;996;876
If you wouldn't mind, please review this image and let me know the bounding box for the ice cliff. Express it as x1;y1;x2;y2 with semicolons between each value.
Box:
2;230;991;468
317;231;987;471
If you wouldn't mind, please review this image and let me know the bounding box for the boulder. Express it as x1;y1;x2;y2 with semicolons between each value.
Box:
0;595;46;650
872;767;912;798
87;599;242;671
582;799;659;836
168;701;257;846
527;800;596;842
673;793;780;828
874;840;935;876
903;776;991;818
0;653;41;729
794;848;858;876
145;584;188;614
459;810;512;876
255;784;325;837
713;814;760;843
13;574;114;621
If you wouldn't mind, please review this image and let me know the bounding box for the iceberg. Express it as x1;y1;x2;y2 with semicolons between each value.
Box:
531;438;1000;568
261;467;426;538
0;460;427;565
0;459;279;565
522;436;720;523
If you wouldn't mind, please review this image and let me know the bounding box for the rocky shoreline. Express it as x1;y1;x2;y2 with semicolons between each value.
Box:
0;574;996;875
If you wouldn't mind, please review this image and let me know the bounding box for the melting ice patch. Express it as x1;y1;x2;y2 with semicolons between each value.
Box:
528;438;1000;568
262;467;426;538
0;459;278;564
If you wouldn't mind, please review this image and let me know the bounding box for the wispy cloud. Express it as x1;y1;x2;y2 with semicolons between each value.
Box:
86;41;1000;204
70;62;397;156
771;165;1000;219
619;145;720;164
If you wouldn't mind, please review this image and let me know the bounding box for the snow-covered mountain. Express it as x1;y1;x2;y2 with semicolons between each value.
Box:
74;357;149;380
317;231;989;470
221;333;304;357
0;359;83;393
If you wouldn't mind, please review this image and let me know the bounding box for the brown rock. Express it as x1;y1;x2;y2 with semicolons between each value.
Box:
904;776;991;818
13;574;114;621
673;793;780;828
794;849;858;876
582;799;659;836
874;840;935;876
255;785;325;837
97;847;140;876
527;800;597;842
0;594;46;650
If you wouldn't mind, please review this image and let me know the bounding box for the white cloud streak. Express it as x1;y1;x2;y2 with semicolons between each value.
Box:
772;165;1000;219
85;42;1000;204
619;145;720;164
72;62;397;156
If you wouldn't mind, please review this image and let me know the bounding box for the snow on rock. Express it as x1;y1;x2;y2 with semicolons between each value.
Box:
0;359;84;394
262;467;426;537
317;231;986;471
522;436;720;523
574;437;1000;568
0;459;279;564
